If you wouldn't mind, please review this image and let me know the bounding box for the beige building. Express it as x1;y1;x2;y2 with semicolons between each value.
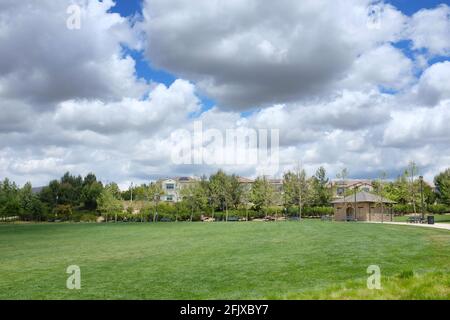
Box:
160;176;200;202
331;191;396;222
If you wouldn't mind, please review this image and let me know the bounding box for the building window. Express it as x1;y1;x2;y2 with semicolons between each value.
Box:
166;195;173;201
166;183;175;190
337;187;345;195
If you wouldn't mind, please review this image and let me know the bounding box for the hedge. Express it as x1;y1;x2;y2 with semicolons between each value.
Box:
427;204;450;214
287;206;333;217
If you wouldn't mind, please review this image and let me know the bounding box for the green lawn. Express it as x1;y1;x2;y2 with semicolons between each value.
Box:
0;221;449;299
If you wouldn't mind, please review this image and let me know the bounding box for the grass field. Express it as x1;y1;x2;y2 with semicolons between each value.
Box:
0;221;449;299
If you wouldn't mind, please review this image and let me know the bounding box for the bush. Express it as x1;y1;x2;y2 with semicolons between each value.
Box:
79;213;97;222
52;204;72;221
393;204;415;215
264;206;284;216
287;206;333;217
427;204;449;214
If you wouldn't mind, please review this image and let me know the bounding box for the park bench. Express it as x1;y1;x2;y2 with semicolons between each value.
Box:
407;216;424;224
227;216;240;222
321;215;332;221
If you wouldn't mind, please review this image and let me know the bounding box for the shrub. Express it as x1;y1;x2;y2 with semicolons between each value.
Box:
287;206;333;217
393;204;414;215
427;204;449;214
52;204;72;221
264;206;284;216
79;213;97;222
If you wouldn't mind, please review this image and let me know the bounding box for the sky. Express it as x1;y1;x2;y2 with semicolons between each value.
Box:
0;0;450;188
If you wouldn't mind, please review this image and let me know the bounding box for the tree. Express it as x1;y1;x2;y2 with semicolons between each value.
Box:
250;176;274;215
97;184;123;222
59;172;83;206
384;173;409;204
375;171;387;219
228;175;243;209
311;167;331;206
81;173;103;210
283;168;309;218
407;161;419;213
209;170;232;221
180;182;207;221
19;182;45;221
423;182;436;205
0;178;21;220
147;182;165;222
434;168;450;205
40;180;60;208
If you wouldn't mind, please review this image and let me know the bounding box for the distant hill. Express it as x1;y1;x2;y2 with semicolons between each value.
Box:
31;186;45;194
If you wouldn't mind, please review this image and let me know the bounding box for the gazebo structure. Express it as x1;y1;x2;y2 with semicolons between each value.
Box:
331;191;396;222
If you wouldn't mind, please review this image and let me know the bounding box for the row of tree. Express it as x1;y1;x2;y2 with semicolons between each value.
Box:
1;165;450;222
370;162;450;214
0;172;104;221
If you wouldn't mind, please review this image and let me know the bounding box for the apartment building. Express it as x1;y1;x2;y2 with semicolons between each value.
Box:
160;177;200;202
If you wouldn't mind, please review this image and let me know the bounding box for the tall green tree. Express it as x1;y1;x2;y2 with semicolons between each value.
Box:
40;180;60;208
209;170;232;219
0;178;21;219
310;167;331;206
407;161;419;213
384;173;409;204
97;184;123;222
59;172;83;206
81;173;103;210
283;168;309;217
250;176;275;214
180;182;208;221
434;168;450;205
147;182;165;222
228;175;243;209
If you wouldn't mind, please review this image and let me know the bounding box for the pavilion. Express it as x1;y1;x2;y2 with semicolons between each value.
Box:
331;191;396;222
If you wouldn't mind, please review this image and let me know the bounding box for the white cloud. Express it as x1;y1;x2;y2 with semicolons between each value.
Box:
140;0;407;109
0;0;450;187
54;80;200;134
415;61;450;106
408;4;450;56
0;0;148;106
340;44;414;91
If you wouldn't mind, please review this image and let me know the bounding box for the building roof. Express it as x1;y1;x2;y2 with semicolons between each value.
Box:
331;191;396;204
329;179;373;188
237;177;254;183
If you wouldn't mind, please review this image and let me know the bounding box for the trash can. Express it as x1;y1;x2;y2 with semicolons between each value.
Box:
427;216;434;225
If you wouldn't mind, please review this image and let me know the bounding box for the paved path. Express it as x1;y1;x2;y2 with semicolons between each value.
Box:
367;221;450;231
